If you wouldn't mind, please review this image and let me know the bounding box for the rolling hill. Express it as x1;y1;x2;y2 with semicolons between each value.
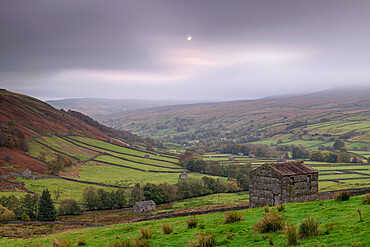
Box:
0;89;139;177
47;98;210;118
98;88;370;152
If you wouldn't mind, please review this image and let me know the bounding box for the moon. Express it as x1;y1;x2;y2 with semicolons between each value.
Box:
187;35;192;41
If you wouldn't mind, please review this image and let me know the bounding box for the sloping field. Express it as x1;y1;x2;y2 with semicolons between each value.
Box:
6;135;224;201
2;195;368;247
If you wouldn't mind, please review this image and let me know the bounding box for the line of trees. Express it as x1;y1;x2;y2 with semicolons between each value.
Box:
0;189;60;221
0;189;84;222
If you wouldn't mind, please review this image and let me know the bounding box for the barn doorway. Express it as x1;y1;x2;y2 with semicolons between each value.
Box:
273;194;279;205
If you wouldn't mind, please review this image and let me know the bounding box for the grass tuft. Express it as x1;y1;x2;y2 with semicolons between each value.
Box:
162;223;173;234
188;232;217;247
224;211;243;224
187;216;198;229
285;223;298;246
334;191;351;201
77;238;86;246
361;194;370;205
107;239;134;247
276;203;285;212
253;212;285;233
298;216;320;238
51;238;72;247
225;231;233;240
139;227;152;240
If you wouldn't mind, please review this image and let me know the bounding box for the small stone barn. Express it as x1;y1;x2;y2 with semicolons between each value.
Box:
133;200;156;213
249;162;318;207
179;172;189;179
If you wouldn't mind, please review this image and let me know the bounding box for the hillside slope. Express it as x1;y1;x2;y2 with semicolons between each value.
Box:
0;89;108;139
99;88;370;149
47;98;209;118
0;89;137;176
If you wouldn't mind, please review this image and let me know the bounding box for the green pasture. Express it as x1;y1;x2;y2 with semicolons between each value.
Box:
2;195;369;247
350;151;370;159
75;162;224;187
68;136;178;163
16;177;117;202
28;141;58;162
167;191;249;210
37;136;98;160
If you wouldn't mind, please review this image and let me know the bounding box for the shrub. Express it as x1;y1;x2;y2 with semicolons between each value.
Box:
224;211;243;223
59;199;82;215
0;205;16;221
162;223;173;234
334;191;351;201
276;203;285;212
264;205;269;213
361;194;370;205
298;216;320;238
51;238;72;247
285;223;298;246
4;154;11;162
187;216;198;229
253;212;285;233
139;227;152;240
77;238;86;246
189;232;217;247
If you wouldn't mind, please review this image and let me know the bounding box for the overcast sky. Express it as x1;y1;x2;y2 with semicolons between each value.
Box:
1;0;369;101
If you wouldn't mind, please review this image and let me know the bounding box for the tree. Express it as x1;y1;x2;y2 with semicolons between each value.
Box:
351;156;360;163
337;152;350;163
83;187;100;210
37;189;56;221
292;145;309;159
143;183;164;204
129;183;144;204
59;199;81;215
113;189;127;209
21;194;38;219
158;182;178;203
333;140;345;150
310;151;323;162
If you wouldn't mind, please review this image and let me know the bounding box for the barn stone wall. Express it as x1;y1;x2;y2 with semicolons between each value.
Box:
281;173;318;203
249;164;319;207
249;165;282;207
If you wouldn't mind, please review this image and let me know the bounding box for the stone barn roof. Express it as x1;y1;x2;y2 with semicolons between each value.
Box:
135;200;156;207
268;161;317;176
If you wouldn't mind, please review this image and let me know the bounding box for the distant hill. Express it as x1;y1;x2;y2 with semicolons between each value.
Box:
98;88;370;152
47;98;210;118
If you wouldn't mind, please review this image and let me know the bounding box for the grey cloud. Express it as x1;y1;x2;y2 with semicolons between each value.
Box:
0;0;369;100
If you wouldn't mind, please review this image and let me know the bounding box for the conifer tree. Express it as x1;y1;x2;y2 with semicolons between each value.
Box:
37;189;56;221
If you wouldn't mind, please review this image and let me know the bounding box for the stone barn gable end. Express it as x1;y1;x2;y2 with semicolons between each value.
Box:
249;162;318;207
133;200;156;213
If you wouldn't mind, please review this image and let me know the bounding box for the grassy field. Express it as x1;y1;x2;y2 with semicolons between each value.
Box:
68;136;178;163
74;162;221;187
166;191;249;210
15;177;117;202
2;195;369;246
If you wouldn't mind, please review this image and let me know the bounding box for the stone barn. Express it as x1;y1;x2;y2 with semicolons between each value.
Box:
179;172;188;179
133;200;156;213
249;161;318;207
